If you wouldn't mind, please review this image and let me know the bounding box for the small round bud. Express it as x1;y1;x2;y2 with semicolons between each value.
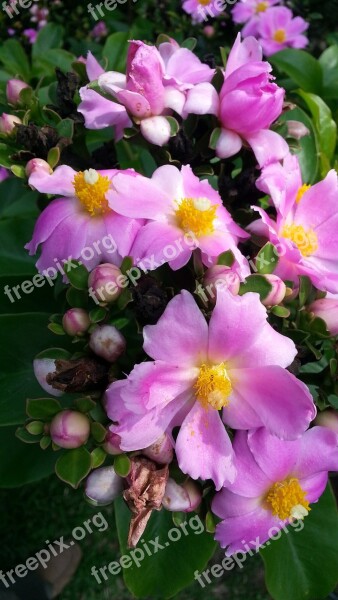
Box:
25;158;52;177
89;325;126;362
0;113;22;135
62;308;90;337
286;120;310;140
33;357;63;398
85;466;123;505
6;79;30;105
314;410;338;435
103;429;122;455
309;298;338;336
50;410;90;449
203;265;241;300
203;25;215;38
261;274;286;307
143;433;174;464
88;263;125;303
162;479;202;512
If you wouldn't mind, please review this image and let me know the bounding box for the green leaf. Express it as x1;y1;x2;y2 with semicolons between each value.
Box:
181;38;197;51
56;118;74;140
91;447;106;469
0;217;37;275
32;23;64;56
270;305;290;318
65;261;89;290
270;49;323;94
26;421;44;435
279;106;319;184
298;90;337;176
319;45;338;99
26;398;62;420
255;242;279;274
217;250;235;267
209;128;221;150
74;397;96;413
15;426;40;444
115;497;217;598
299;276;313;308
47;147;60;169
103;32;129;72
114;454;131;477
91;422;107;443
261;485;338;600
0;39;30;80
0;425;57;487
55;447;92;488
239;274;272;301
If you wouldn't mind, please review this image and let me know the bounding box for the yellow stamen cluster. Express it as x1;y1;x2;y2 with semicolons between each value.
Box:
175;197;217;238
296;184;311;204
273;29;287;43
197;0;212;5
282;224;318;257
73;169;111;217
265;478;310;521
195;363;232;410
256;1;269;13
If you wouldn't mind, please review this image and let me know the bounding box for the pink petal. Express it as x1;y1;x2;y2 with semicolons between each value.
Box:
109;172;172;219
29;165;76;197
86;51;105;81
183;83;219;117
214;507;279;555
245;129;289;167
140;116;171;146
247;428;298;482
293;426;338;479
216;128;243;159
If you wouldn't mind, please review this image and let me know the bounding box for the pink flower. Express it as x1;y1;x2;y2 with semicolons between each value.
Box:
23;29;38;44
182;0;223;23
108;164;248;270
251;162;338;293
188;35;288;167
90;21;108;40
79;40;214;146
105;289;315;489
0;167;9;183
25;165;143;273
213;427;338;555
257;7;309;56
232;0;281;36
309;297;338;336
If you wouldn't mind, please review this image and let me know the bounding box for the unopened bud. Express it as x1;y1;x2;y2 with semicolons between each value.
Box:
0;113;22;135
314;410;338;435
143;433;174;464
286;120;310;140
89;325;126;362
6;79;30;105
203;265;241;300
162;478;202;512
85;466;123;505
33;357;63;398
203;25;215;38
88;263;126;303
262;274;286;307
25;158;52;177
50;410;90;449
62;308;90;337
308;298;338;336
103;429;122;455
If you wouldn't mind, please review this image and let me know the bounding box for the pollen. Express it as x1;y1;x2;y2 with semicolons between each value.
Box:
175;197;217;238
265;478;310;521
282;223;318;257
195;363;232;410
296;184;311;204
73;169;111;217
273;29;287;43
256;1;269;13
198;0;212;4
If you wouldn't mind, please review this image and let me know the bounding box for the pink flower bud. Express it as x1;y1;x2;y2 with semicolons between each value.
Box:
25;158;52;177
203;265;241;300
62;308;90;337
262;274;286;307
203;25;215;38
103;429;122;455
314;410;338;435
6;79;30;105
85;466;123;505
162;479;202;512
50;410;90;449
309;298;338;336
89;325;126;362
286;120;310;140
88;263;126;303
0;113;22;135
33;357;63;398
143;433;174;464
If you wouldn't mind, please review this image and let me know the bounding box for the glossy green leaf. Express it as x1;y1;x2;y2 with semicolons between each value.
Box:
0;39;31;80
32;23;64;56
103;32;129;72
298;90;337;175
270;49;323;94
55;447;92;488
239;274;272;301
319;45;338;99
255;243;279;275
26;398;62;420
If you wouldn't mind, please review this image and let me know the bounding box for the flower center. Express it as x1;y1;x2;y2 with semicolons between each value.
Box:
273;29;287;43
195;363;232;410
73;169;111;217
282;224;318;257
255;1;269;13
296;184;311;204
265;478;310;521
175;197;216;237
197;0;211;5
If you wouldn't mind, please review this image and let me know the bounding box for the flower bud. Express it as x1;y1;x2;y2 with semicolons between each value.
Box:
25;158;52;177
0;113;21;135
62;308;90;337
6;79;30;105
162;479;202;512
89;325;126;362
50;410;90;449
286;120;310;140
85;466;123;505
203;25;215;38
314;410;338;435
203;265;241;300
33;357;63;397
103;429;122;455
143;433;174;464
261;274;286;307
88;263;125;303
308;298;338;336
